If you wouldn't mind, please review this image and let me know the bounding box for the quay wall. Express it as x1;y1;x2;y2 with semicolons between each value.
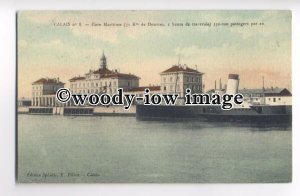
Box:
18;105;136;116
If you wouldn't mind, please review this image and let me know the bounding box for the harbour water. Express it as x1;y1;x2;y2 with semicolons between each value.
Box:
17;115;292;183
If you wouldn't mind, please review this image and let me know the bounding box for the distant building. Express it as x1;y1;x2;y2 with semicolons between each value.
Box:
206;74;292;106
32;78;65;106
239;87;292;105
160;64;204;97
207;87;292;106
69;52;140;95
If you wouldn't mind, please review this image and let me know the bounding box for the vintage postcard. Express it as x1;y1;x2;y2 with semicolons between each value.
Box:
17;10;292;183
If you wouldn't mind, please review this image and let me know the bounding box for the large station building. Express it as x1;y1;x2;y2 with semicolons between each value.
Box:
69;53;140;95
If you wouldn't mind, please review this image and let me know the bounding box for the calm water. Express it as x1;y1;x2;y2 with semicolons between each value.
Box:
17;115;292;183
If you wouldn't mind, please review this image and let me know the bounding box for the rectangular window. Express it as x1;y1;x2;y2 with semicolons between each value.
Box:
273;98;276;102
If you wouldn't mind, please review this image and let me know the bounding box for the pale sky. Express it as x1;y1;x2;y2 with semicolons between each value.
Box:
18;10;291;98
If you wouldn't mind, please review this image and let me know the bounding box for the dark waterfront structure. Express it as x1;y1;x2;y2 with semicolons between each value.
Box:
136;104;292;124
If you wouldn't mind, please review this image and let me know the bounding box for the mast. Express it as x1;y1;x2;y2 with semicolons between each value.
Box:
174;54;180;94
262;76;265;104
262;76;265;91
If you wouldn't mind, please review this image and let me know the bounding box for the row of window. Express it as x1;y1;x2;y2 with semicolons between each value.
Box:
32;86;42;90
71;88;117;94
268;97;281;102
86;74;100;79
70;81;134;88
33;92;43;96
162;85;202;92
251;97;282;102
33;85;61;91
243;93;264;97
163;76;201;83
71;81;117;88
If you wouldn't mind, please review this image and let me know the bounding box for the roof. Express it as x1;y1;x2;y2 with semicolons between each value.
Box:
206;89;226;93
32;78;64;85
161;65;204;74
70;68;140;81
126;86;161;92
93;68;115;75
239;88;289;94
239;88;292;96
101;72;140;79
69;76;86;82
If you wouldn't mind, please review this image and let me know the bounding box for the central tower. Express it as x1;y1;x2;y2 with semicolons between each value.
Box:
100;52;107;69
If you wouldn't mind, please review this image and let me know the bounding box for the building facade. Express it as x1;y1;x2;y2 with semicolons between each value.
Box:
69;53;140;95
239;88;292;106
32;78;65;106
160;64;204;97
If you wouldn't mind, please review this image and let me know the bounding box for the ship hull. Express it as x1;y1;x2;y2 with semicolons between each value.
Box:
136;105;292;125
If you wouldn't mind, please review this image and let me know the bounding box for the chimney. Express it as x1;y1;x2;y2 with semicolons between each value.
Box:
214;80;216;90
226;74;239;94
